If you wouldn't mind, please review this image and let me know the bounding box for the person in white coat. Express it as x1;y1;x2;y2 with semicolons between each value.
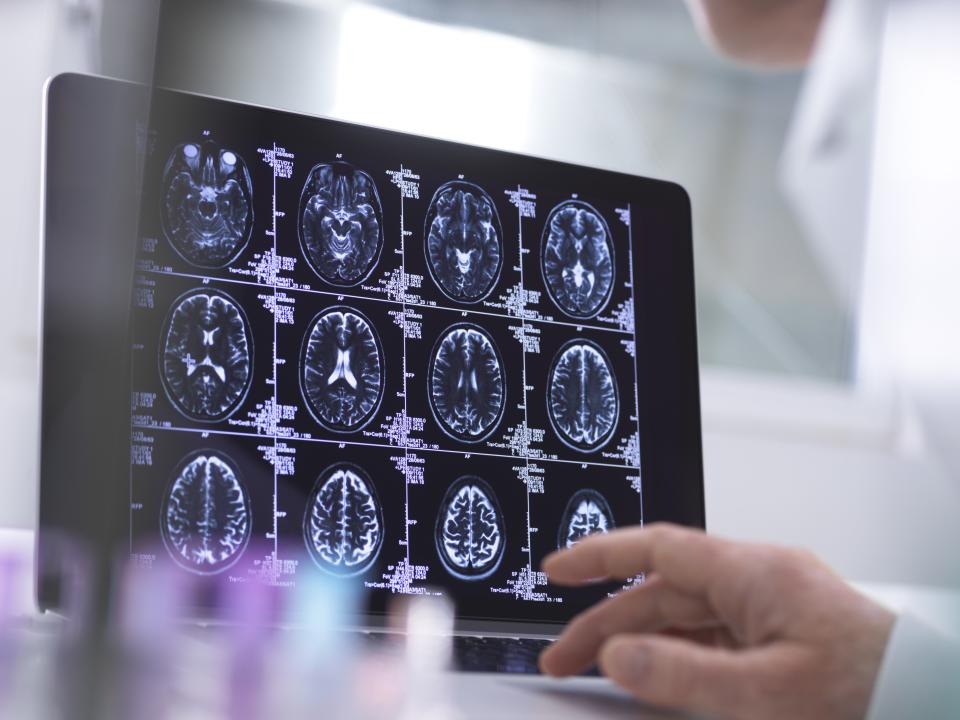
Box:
541;1;960;717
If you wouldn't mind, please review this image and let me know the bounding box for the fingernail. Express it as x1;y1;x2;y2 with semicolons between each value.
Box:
605;640;649;677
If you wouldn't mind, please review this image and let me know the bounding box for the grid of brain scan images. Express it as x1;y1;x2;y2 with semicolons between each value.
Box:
129;103;643;621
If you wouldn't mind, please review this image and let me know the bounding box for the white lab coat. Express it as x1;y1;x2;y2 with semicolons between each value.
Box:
784;0;960;715
868;614;960;718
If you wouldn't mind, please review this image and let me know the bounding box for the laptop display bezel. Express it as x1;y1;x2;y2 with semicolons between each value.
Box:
37;73;705;637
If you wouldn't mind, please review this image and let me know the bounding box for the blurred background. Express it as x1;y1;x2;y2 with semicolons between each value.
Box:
2;0;958;589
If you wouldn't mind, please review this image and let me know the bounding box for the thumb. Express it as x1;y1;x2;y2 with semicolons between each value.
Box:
598;634;765;717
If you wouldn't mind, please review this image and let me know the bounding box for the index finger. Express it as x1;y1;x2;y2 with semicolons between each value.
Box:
542;524;734;597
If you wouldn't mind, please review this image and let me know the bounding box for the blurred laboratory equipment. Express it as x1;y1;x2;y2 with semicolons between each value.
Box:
0;543;460;720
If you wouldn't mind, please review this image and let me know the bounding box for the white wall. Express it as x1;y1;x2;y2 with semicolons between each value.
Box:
706;430;960;587
0;0;61;532
701;372;960;587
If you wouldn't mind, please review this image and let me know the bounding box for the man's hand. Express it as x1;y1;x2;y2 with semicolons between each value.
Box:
540;524;895;719
684;0;827;67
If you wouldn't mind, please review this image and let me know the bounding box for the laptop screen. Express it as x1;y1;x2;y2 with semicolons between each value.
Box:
40;76;704;631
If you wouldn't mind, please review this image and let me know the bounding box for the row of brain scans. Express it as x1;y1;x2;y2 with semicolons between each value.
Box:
162;453;615;578
160;291;621;452
160;141;617;319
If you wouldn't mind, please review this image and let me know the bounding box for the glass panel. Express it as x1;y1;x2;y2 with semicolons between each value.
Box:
145;0;854;382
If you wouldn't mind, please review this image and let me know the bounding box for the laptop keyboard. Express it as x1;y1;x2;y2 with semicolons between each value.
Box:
358;632;599;675
452;635;550;674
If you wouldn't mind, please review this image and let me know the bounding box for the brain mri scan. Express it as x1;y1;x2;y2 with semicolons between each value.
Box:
299;162;383;286
541;200;614;319
428;324;505;443
435;476;505;580
300;307;384;433
304;463;383;576
160;289;253;422
161;451;252;574
557;488;615;550
425;181;503;303
160;140;253;267
547;339;619;452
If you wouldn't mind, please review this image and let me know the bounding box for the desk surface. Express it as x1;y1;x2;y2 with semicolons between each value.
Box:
4;528;958;719
450;674;673;719
0;528;676;719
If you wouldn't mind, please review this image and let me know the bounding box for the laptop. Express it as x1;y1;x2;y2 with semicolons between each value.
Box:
37;73;705;673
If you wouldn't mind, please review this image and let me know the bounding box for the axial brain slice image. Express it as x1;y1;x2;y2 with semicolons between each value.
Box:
160;290;253;421
299;162;383;286
425;181;502;302
161;140;253;267
301;307;384;432
436;477;505;580
558;489;615;549
542;201;614;318
305;463;383;576
429;325;505;442
162;452;252;574
548;340;619;451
